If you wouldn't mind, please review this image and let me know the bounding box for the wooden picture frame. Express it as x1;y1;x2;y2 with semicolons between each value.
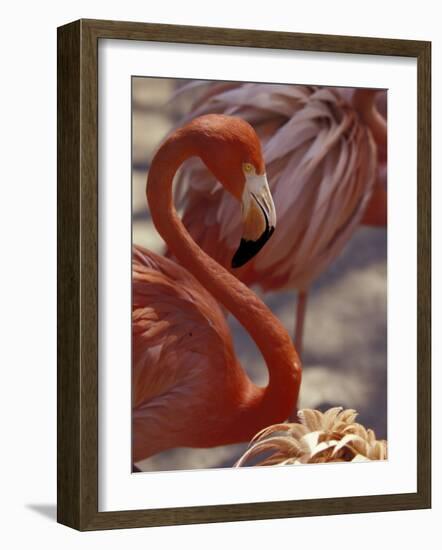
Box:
57;18;431;530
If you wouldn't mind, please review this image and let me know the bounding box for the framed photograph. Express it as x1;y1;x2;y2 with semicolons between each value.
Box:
57;19;431;530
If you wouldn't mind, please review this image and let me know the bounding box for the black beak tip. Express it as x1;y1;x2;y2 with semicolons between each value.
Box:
231;226;275;269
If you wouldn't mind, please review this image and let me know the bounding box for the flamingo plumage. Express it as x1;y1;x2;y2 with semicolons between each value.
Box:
133;114;302;464
170;83;387;352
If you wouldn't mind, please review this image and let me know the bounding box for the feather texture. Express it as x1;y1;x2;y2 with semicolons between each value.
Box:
132;245;245;460
171;83;379;291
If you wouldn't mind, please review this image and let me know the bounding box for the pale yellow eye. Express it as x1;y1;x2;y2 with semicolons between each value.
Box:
243;163;254;174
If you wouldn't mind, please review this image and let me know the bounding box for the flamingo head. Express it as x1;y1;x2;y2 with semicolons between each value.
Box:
188;114;276;268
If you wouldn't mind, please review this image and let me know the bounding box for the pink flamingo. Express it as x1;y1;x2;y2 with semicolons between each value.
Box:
171;84;387;353
133;114;302;463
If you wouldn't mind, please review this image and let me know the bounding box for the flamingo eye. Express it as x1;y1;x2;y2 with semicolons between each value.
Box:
243;163;255;175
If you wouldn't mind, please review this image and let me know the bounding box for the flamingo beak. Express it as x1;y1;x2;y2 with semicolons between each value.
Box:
231;174;276;268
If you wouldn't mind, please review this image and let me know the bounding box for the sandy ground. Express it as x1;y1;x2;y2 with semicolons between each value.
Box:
132;77;387;472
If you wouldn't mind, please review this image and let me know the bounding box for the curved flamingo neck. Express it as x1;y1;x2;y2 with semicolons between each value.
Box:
352;89;387;162
146;128;301;433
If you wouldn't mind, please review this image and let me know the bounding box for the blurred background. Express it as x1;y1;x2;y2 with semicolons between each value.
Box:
132;77;387;472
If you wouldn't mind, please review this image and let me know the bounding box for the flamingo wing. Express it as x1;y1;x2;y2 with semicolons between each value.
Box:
132;245;241;460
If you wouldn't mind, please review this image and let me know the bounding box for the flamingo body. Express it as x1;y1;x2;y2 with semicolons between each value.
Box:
133;245;259;461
